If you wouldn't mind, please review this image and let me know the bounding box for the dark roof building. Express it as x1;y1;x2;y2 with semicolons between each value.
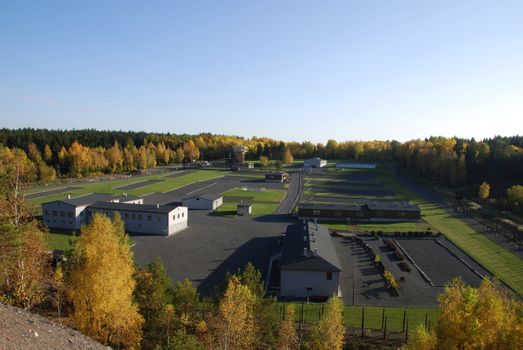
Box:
280;222;342;299
265;172;290;182
298;201;421;221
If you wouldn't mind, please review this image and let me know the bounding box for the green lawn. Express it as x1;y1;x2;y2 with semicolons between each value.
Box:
221;188;286;203
28;170;225;206
323;220;430;233
46;229;78;251
215;187;285;217
282;303;439;332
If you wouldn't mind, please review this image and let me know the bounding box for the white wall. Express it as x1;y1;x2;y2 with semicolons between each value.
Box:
183;197;222;210
42;201;84;230
280;270;340;298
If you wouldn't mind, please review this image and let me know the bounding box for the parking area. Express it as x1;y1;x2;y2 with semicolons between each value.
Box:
130;211;291;296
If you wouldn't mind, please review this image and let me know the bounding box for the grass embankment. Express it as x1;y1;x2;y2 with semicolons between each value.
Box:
28;170;226;250
215;188;286;217
282;303;439;332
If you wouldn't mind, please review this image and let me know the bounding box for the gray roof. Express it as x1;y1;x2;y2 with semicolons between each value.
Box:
299;202;363;211
299;201;420;212
113;194;141;202
280;222;342;272
183;193;222;201
87;201;179;214
364;201;420;212
42;193;114;207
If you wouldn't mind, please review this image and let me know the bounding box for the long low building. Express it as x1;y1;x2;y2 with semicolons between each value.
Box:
298;201;421;221
336;162;376;169
280;222;342;299
87;202;188;236
182;194;223;211
304;158;327;168
42;193;143;230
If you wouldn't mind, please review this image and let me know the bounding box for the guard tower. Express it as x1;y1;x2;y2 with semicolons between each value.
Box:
233;145;248;163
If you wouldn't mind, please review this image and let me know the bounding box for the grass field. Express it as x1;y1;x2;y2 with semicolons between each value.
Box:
28;170;225;206
215;187;285;217
324;220;430;233
282;303;439;332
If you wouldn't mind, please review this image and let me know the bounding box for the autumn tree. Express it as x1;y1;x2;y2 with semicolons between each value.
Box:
277;304;298;350
172;278;198;328
259;156;269;168
507;185;523;213
305;296;344;350
0;162;50;310
67;213;143;348
283;149;294;164
216;275;256;350
406;278;523;349
478;181;490;201
134;257;174;350
43;144;53;162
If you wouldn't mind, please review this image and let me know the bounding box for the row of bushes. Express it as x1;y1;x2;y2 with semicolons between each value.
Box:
366;230;440;237
354;237;400;291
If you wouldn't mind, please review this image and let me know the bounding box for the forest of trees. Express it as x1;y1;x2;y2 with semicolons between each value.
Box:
1;128;523;213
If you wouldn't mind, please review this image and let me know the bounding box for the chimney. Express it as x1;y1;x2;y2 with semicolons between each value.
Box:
67;194;71;199
156;204;160;208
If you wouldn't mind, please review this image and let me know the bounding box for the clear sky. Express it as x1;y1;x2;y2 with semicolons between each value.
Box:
1;1;522;144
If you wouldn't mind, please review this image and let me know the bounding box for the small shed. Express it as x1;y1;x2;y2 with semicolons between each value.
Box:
237;203;253;216
182;194;223;211
265;172;290;183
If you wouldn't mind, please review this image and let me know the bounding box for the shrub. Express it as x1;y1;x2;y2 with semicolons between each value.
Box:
384;271;400;290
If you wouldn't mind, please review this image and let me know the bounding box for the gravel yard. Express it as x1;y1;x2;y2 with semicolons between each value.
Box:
26;186;81;200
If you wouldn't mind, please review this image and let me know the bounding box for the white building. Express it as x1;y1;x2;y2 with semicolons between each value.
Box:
336;162;376;169
42;193;143;230
87;202;188;236
182;194;223;211
304;158;327;168
280;222;342;298
237;203;253;216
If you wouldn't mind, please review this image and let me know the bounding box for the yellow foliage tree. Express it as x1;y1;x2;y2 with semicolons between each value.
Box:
306;296;344;350
405;278;523;349
277;304;299;350
478;181;490;201
67;214;143;348
217;275;256;350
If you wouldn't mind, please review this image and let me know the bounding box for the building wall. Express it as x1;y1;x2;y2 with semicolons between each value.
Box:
88;206;188;236
304;158;327;168
42;201;87;230
280;270;340;298
182;197;222;210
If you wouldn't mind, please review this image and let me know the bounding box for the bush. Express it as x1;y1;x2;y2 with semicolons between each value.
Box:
384;271;399;290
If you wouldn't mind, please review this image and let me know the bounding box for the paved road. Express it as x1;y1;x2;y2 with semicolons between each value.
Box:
275;171;302;214
26;186;80;200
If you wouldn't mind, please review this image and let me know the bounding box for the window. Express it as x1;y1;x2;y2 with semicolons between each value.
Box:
182;212;184;218
313;209;320;216
147;215;151;221
398;212;406;217
375;211;383;217
60;211;65;217
137;214;142;220
334;211;341;217
67;212;73;217
52;210;58;216
172;215;176;220
177;214;180;219
326;272;332;280
45;210;50;215
158;217;161;222
131;214;136;220
125;213;129;219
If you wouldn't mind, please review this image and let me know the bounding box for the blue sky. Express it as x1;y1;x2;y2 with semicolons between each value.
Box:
1;1;522;143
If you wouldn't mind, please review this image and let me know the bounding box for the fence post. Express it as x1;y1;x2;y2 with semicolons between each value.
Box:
383;316;387;339
381;308;385;331
405;319;409;342
402;310;406;332
361;307;365;337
